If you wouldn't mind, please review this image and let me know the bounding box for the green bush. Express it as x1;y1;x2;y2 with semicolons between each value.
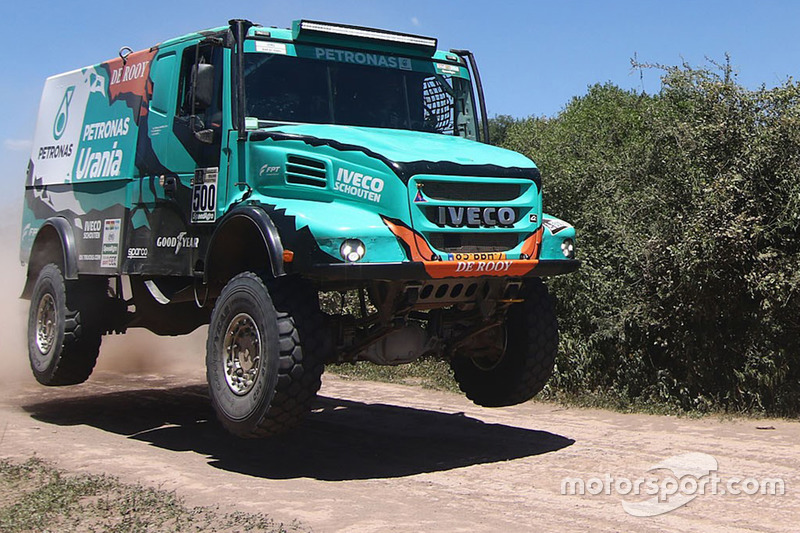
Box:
498;61;800;414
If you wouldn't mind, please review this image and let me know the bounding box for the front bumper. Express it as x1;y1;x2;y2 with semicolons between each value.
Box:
304;258;581;281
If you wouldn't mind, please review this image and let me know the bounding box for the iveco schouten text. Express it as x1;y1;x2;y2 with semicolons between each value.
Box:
21;19;579;437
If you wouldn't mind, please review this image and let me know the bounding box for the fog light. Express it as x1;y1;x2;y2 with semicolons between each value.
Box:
561;239;575;259
340;239;366;262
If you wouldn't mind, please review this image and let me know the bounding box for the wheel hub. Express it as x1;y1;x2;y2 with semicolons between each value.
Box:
35;293;56;356
470;324;507;371
222;313;262;395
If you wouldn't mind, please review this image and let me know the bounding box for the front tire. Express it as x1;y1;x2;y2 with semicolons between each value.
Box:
27;264;103;386
450;279;558;407
206;273;325;438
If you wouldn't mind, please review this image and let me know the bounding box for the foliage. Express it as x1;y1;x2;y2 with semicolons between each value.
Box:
332;357;460;392
494;59;800;414
487;114;518;146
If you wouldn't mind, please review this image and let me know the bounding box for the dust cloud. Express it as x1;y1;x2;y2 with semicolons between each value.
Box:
96;329;207;378
0;216;34;387
0;210;206;389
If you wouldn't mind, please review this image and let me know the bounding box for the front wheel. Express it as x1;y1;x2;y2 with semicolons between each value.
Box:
206;273;325;438
450;279;558;407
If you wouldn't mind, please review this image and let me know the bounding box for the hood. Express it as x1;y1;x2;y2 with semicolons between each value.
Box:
249;124;539;183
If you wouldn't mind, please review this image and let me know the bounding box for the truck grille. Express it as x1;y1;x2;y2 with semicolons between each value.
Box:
409;176;535;258
427;233;520;253
419;181;521;201
286;155;327;188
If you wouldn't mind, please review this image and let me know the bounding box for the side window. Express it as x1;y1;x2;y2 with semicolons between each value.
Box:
176;45;223;128
173;44;224;168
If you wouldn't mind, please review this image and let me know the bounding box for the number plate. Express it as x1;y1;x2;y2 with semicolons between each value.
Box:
191;167;218;223
446;252;507;261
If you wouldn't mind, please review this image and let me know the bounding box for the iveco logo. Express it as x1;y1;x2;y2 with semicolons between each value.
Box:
436;206;517;228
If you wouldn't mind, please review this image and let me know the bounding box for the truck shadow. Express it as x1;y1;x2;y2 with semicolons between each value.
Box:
22;384;574;481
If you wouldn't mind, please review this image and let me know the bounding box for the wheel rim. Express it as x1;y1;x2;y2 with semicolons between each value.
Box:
470;324;508;371
35;293;57;356
222;313;262;396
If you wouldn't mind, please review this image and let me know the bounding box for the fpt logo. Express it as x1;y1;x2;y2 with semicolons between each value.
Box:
53;86;76;140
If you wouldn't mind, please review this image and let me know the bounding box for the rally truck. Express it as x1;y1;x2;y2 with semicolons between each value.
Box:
21;19;579;437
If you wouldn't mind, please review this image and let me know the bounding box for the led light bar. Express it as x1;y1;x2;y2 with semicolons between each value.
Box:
296;20;438;50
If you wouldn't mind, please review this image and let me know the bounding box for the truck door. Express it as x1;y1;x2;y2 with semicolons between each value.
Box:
126;41;227;276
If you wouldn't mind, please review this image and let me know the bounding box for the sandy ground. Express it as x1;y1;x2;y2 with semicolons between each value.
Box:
0;360;798;532
1;224;798;532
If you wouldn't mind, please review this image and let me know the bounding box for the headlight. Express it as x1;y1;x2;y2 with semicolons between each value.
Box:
340;239;366;262
561;239;575;259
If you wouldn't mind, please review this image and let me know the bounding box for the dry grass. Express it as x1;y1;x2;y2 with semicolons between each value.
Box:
0;457;307;533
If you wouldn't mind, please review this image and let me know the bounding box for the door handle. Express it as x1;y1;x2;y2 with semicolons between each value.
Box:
163;176;177;198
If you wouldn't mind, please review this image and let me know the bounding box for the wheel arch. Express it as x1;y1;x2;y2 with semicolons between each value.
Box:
204;205;285;285
21;217;79;299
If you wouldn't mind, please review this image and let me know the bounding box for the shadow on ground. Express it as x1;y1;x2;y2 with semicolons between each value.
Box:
22;384;573;481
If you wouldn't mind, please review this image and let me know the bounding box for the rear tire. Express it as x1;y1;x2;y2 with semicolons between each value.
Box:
206;273;325;438
27;264;103;386
450;279;558;407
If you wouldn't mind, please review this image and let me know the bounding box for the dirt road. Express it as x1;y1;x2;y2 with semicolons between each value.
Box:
3;208;792;531
0;355;797;533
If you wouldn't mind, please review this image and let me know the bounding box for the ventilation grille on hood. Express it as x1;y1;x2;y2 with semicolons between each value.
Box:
420;181;521;201
286;155;327;188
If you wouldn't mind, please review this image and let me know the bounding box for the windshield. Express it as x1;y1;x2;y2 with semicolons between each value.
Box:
243;52;479;140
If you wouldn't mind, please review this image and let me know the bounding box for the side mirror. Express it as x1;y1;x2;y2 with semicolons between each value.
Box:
191;63;215;111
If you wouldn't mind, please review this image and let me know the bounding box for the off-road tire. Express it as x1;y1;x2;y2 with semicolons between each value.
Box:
206;273;325;438
27;263;104;386
264;276;327;434
450;278;558;407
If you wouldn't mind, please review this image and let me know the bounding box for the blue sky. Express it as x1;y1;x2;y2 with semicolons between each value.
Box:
2;0;800;192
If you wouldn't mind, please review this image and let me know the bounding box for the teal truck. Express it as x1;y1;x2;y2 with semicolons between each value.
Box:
21;19;579;437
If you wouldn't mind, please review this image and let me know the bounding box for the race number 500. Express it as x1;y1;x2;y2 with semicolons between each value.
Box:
191;167;218;223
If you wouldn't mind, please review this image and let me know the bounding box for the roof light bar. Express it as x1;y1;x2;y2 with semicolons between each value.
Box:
296;20;437;50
